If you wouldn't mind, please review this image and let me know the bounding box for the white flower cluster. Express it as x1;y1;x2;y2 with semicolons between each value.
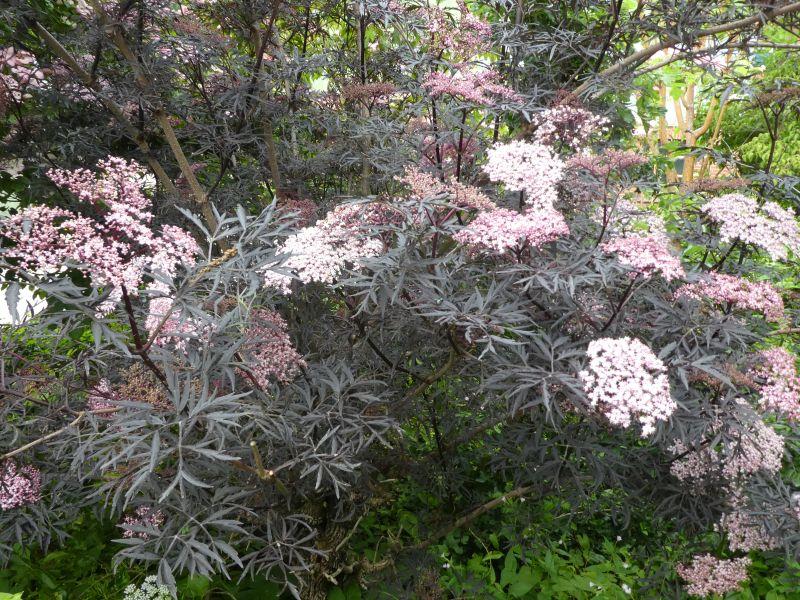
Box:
123;576;172;600
580;337;676;437
482;141;565;209
702;193;800;261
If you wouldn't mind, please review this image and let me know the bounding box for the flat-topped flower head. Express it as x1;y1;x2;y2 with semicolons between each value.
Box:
702;193;800;261
718;505;779;552
567;150;647;178
677;555;750;598
1;157;198;313
750;347;800;420
263;202;388;293
453;207;569;256
419;0;492;57
238;309;306;386
0;460;42;510
670;403;784;484
422;69;519;106
675;273;784;322
121;505;165;540
530;105;609;150
483;141;565;209
397;165;496;211
579;337;676;437
601;228;685;281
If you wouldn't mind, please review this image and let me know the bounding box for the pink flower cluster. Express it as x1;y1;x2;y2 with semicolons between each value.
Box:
718;506;779;552
702;194;800;261
483;141;565;209
1;157;199;313
453;207;569;256
676;554;750;598
675;274;784;322
422;69;519;106
529;105;609;150
0;460;42;510
579;337;676;437
87;378;117;412
670;407;784;483
0;47;47;104
721;416;784;478
601;230;685;281
263;203;389;293
144;295;208;351
239;309;306;386
121;506;165;539
749;347;800;420
420;0;492;57
397;166;496;211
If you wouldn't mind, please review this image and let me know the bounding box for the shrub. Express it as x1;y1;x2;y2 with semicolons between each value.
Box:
2;1;800;598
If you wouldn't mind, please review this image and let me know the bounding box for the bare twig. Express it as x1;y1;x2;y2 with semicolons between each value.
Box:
1;408;118;461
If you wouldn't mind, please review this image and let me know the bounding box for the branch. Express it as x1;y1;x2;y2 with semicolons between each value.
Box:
412;484;536;549
87;0;220;234
400;350;457;404
1;408;118;461
120;287;168;387
32;22;177;196
574;2;800;97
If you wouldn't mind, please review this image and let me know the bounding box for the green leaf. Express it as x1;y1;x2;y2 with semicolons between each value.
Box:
343;581;362;600
327;589;346;600
500;553;518;587
0;593;24;600
508;566;538;598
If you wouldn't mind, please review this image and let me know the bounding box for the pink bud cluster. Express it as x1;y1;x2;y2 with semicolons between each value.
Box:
341;82;397;104
0;47;47;104
529;105;609;150
567;150;647;178
483;141;565;209
422;68;519;106
239;309;306;386
121;506;165;539
1;157;199;313
397;166;496;211
601;230;685;281
276;197;318;227
579;337;676;437
676;554;750;598
749;347;800;421
718;506;779;552
263;203;388;293
670;408;784;483
675;274;784;322
453;207;569;256
87;378;117;412
0;460;42;510
722;418;784;477
144;295;208;351
702;194;800;261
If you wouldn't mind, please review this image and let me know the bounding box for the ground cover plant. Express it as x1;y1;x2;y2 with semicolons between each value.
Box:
2;1;800;598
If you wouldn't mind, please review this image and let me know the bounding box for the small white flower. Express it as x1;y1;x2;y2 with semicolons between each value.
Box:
622;583;632;594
